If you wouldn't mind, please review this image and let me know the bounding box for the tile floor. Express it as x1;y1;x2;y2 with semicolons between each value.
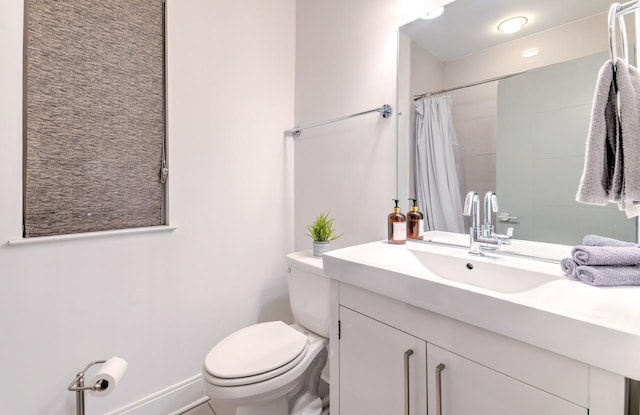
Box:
181;400;216;415
183;379;329;414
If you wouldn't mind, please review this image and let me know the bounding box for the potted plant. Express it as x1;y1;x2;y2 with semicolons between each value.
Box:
306;212;342;257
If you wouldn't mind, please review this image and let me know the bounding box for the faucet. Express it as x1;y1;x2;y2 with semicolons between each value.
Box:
463;191;513;255
482;191;498;237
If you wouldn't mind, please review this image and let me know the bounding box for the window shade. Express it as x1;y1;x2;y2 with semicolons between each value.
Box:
24;0;166;238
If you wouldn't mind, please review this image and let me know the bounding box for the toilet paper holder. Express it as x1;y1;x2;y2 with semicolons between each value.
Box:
68;360;108;415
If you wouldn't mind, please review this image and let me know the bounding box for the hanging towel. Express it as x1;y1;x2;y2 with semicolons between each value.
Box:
582;234;638;247
576;60;618;205
577;59;640;217
612;60;640;215
571;245;640;266
575;265;640;286
620;201;640;217
560;257;578;277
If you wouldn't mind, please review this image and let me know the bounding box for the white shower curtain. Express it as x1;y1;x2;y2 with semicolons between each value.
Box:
414;95;465;233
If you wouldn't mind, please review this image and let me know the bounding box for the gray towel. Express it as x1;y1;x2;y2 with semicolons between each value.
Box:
576;60;640;216
560;257;578;277
612;60;640;213
572;245;640;266
575;265;640;286
576;60;618;205
582;234;637;247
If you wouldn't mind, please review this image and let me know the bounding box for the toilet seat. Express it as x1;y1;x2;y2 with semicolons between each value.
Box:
204;321;309;387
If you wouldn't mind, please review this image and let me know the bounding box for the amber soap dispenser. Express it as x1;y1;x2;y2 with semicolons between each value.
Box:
388;199;407;244
407;198;424;240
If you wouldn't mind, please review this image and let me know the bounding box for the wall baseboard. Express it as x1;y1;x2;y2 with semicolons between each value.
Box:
106;374;208;415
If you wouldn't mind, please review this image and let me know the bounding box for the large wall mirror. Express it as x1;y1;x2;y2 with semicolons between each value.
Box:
397;0;638;247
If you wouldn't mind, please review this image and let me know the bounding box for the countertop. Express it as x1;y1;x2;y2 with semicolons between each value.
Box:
323;239;640;380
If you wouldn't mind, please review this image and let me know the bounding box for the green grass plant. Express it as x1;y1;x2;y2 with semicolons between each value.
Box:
306;212;342;242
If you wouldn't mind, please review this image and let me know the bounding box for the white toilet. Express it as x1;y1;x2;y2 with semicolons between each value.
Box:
202;251;330;415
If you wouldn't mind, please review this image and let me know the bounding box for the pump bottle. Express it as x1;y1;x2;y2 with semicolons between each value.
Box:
407;198;424;240
388;199;407;244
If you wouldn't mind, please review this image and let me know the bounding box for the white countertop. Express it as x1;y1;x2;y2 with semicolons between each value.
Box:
323;239;640;380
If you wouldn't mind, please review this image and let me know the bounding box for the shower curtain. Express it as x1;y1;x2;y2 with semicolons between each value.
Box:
414;95;465;233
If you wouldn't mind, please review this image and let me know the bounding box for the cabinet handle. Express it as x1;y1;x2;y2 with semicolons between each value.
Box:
435;363;446;415
404;349;414;415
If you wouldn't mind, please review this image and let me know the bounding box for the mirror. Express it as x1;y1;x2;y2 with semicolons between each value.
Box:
397;0;638;247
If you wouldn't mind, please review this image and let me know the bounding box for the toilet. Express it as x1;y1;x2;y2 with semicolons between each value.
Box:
202;251;330;415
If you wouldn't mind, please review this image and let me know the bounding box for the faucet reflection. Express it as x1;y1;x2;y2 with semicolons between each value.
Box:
463;191;513;255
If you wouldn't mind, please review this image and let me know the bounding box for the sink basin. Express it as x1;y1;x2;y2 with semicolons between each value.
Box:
408;247;562;294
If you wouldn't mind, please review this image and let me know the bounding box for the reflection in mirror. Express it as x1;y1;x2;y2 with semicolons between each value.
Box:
397;0;638;247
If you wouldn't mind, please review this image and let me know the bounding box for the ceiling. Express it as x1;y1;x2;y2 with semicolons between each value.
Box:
401;0;613;62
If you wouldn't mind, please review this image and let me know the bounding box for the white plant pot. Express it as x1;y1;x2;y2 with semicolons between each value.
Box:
312;241;330;257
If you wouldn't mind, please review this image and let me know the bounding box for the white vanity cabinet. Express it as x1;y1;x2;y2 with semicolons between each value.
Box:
427;344;586;415
339;306;427;415
331;282;625;415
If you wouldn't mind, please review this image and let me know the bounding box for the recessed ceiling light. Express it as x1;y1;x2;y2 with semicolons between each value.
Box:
497;16;528;34
521;48;539;58
421;6;445;20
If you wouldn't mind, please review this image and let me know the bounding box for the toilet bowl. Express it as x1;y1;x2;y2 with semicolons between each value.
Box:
202;252;329;415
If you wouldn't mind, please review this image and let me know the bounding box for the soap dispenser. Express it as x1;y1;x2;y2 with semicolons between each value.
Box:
407;198;424;240
388;199;407;245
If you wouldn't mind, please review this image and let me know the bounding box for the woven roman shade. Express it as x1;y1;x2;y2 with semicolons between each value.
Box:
24;0;166;237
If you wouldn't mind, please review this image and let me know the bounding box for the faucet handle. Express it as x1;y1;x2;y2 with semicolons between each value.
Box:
490;227;514;246
463;191;478;216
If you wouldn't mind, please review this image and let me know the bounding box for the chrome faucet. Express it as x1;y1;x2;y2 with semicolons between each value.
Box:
463;191;513;255
462;191;480;230
482;191;498;237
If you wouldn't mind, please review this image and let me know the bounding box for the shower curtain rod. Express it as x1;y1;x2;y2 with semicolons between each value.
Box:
284;104;393;138
414;70;528;100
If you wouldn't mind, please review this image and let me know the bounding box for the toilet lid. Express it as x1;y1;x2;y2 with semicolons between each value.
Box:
205;321;308;379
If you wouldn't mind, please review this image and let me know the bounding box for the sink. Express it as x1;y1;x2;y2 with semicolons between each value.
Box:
408;247;563;294
323;240;640;381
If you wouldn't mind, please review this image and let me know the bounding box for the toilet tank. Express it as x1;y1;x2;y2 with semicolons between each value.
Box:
286;251;330;338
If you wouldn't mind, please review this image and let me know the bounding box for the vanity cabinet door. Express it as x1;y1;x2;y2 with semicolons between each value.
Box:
427;343;587;415
339;306;427;415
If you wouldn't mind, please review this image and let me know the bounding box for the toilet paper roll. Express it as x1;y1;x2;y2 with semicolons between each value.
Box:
89;357;128;397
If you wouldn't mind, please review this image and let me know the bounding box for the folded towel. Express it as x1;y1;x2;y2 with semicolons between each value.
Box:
582;234;637;247
560;257;578;277
572;245;640;266
575;265;640;286
576;60;618;205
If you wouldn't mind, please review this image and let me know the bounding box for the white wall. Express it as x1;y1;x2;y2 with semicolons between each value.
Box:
294;0;420;250
0;0;295;414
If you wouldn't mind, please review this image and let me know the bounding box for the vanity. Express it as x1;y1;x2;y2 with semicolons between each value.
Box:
323;237;640;414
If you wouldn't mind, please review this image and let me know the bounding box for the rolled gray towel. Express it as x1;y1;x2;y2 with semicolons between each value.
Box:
560;257;578;277
572;246;640;266
575;265;640;286
582;234;637;247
